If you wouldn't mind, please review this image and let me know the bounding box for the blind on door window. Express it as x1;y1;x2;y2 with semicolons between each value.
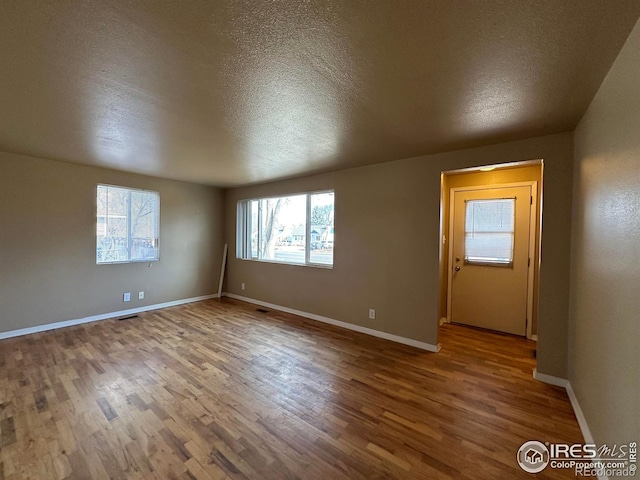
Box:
464;198;515;265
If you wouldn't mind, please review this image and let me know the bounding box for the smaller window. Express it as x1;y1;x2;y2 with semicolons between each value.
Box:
97;184;160;264
464;198;515;266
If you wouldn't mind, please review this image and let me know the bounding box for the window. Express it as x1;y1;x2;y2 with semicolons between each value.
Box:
237;191;334;267
464;198;515;266
97;184;160;264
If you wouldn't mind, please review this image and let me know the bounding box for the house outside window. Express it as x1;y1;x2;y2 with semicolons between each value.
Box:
236;191;334;267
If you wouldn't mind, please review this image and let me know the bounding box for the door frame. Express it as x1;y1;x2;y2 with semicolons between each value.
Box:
446;181;538;339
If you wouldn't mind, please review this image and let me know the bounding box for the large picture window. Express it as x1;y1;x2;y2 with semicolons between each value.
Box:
237;191;334;267
97;184;160;264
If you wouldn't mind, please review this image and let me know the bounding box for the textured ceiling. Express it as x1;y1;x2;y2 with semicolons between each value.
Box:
1;1;639;187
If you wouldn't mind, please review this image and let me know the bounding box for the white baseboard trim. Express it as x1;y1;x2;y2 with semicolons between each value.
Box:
0;294;219;340
562;391;605;480
565;382;596;446
533;369;599;475
530;334;538;341
533;368;569;388
224;292;441;353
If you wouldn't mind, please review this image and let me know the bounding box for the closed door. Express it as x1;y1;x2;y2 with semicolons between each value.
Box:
449;185;532;335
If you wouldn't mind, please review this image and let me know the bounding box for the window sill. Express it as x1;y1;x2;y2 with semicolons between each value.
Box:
97;259;160;265
237;257;333;270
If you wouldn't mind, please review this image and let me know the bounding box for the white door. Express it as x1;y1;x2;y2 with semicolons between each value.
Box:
449;185;532;336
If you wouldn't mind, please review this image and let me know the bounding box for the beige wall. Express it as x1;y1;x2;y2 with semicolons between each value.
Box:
0;152;224;333
225;132;573;378
439;164;542;334
571;20;640;444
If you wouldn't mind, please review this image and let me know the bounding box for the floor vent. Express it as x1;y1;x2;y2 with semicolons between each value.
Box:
118;315;139;321
256;308;269;313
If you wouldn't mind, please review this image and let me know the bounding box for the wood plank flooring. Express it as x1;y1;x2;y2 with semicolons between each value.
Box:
0;298;582;479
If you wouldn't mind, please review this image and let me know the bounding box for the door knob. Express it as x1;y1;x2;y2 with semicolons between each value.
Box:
454;265;461;271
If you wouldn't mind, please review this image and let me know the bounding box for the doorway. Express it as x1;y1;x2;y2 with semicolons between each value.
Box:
438;161;543;340
448;182;536;336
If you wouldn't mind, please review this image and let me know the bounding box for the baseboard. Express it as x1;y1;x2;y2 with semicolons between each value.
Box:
224;292;441;353
530;334;538;341
565;382;596;445
533;369;598;467
533;368;569;388
0;294;219;340
563;386;606;480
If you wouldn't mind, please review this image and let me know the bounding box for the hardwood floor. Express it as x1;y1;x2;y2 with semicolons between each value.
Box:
0;298;582;479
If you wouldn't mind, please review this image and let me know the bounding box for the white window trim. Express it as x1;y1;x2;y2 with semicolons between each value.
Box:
236;189;334;269
463;197;516;267
97;184;160;265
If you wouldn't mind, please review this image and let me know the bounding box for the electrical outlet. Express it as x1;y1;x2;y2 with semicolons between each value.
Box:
241;283;245;290
123;292;131;302
369;309;376;320
138;291;144;300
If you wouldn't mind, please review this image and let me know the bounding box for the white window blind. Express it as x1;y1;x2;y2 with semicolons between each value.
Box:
464;198;515;265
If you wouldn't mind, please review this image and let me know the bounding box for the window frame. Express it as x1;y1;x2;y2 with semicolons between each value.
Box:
463;197;516;267
96;184;160;265
236;189;334;268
